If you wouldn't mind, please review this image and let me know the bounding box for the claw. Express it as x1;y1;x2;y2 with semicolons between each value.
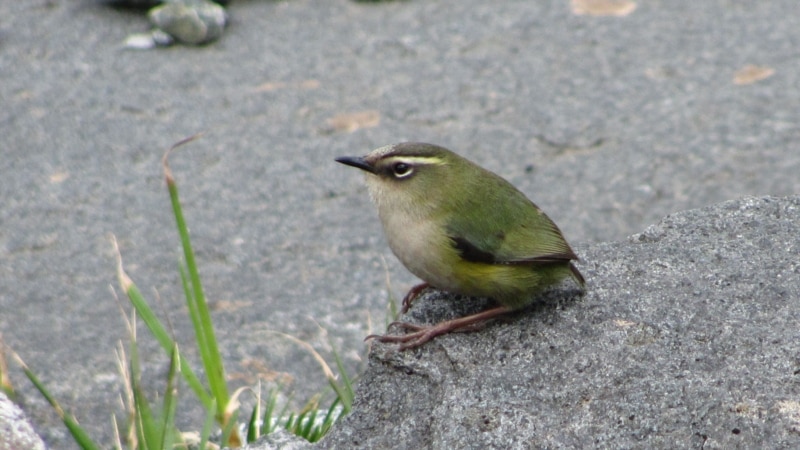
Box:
400;282;430;314
365;305;513;350
364;321;424;342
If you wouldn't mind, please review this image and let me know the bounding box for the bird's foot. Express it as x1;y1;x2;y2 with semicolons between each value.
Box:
400;282;430;314
365;306;512;350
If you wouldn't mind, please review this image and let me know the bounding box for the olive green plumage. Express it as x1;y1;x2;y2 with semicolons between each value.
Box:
336;142;584;311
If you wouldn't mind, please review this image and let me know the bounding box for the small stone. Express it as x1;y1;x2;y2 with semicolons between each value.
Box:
148;0;227;45
123;32;157;50
151;28;175;46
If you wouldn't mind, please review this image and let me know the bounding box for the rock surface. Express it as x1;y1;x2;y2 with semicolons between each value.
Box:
241;429;310;450
0;392;47;450
4;1;800;448
318;196;800;449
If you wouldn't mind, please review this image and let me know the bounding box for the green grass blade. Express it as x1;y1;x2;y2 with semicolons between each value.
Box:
284;412;297;433
220;408;241;445
133;381;156;448
113;237;213;411
246;405;259;442
129;331;160;449
263;387;294;437
160;344;181;448
260;387;279;435
163;140;229;418
120;271;213;410
200;398;217;450
178;263;217;392
329;347;354;413
266;331;355;441
12;352;102;450
300;409;318;439
318;397;342;438
246;388;261;442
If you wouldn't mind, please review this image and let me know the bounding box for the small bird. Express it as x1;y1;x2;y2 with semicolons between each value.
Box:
336;142;584;350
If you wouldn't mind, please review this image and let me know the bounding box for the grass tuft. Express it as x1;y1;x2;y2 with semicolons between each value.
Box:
10;135;359;448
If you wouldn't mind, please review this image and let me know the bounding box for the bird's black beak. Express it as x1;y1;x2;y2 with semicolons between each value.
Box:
335;156;376;174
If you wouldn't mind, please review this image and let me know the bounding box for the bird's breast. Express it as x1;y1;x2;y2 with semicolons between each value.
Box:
378;210;462;291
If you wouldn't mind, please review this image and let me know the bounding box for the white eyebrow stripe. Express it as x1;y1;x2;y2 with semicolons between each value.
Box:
384;155;446;166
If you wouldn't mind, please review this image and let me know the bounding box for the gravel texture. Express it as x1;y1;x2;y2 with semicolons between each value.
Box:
2;1;799;447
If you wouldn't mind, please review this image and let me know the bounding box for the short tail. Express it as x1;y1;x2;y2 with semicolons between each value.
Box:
569;262;586;289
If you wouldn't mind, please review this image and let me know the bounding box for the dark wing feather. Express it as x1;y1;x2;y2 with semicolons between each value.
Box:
450;235;576;265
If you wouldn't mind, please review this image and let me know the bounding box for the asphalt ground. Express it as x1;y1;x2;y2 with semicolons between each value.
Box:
2;0;799;447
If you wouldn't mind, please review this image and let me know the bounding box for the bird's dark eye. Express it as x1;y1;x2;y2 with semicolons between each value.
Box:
391;162;413;178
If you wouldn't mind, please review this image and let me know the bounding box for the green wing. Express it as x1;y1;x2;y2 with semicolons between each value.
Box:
445;177;576;265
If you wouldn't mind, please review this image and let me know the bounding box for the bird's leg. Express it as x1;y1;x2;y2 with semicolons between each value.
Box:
400;282;430;314
366;305;513;350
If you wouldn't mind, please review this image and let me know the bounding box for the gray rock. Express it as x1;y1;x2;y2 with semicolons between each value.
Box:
240;429;311;450
0;392;47;450
148;0;226;45
320;196;800;449
4;1;800;447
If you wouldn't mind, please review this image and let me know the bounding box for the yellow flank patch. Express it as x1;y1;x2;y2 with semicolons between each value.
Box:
454;261;540;298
